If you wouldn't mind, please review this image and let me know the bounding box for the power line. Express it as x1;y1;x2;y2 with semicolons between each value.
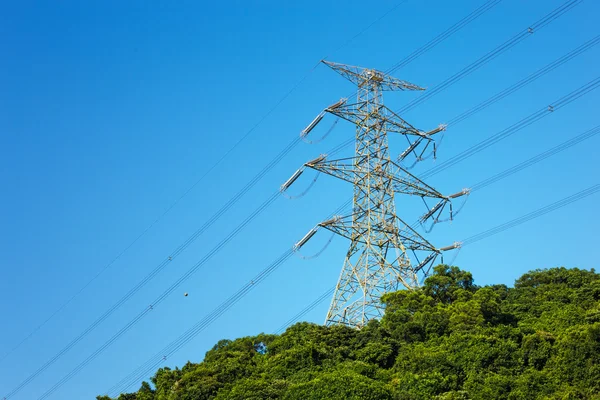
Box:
0;69;313;367
10;143;352;400
396;0;583;115
463;184;600;245
470;125;600;192
105;200;352;396
419;75;600;180
32;194;284;400
0;140;294;399
447;34;600;127
60;247;295;400
326;0;507;115
386;0;504;74
393;33;599;167
106;249;296;397
107;200;354;397
0;73;311;367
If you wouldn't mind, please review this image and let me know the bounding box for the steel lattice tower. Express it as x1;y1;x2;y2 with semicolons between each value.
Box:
282;61;467;328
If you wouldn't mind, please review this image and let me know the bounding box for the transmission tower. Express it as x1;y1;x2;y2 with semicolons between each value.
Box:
282;60;468;328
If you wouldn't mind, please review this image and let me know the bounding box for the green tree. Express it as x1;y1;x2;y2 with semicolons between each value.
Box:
283;370;393;400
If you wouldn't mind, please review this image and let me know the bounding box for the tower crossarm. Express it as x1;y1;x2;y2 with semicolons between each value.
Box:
304;155;448;199
322;60;425;91
325;102;426;138
386;159;447;198
375;105;429;136
318;212;439;252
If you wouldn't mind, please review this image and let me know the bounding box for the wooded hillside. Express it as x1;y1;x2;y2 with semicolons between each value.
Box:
99;265;600;399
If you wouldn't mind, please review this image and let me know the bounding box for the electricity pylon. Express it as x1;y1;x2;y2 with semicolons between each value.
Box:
282;61;468;329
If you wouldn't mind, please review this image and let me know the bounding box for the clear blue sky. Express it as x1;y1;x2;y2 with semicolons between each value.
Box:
1;0;599;398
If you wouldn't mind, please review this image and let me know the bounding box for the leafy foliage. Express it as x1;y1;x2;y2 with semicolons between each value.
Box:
100;266;600;400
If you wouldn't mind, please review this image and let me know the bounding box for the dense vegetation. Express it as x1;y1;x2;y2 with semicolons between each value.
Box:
99;265;600;399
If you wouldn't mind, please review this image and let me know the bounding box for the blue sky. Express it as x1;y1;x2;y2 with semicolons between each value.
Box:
1;0;599;398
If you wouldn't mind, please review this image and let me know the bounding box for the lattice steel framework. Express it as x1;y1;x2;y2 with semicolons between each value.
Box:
283;61;467;328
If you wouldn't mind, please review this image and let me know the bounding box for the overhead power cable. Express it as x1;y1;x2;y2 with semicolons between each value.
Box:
13;143;353;400
32;193;283;400
0;71;310;367
462;184;600;246
105;203;352;397
337;0;505;102
386;0;504;74
447;34;600;127
470;124;600;192
0;135;297;399
0;0;409;364
393;33;599;164
395;0;583;115
106;249;296;397
419;75;600;180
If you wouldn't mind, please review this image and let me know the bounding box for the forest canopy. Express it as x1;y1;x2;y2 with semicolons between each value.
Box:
98;265;600;399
